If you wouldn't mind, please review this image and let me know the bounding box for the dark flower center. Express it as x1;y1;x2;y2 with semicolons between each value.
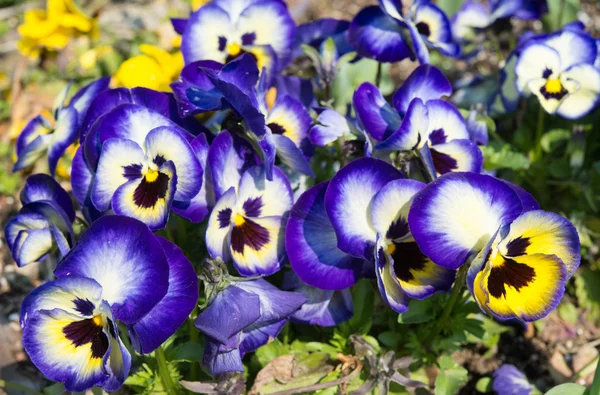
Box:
267;122;287;135
133;170;170;209
389;242;428;282
63;316;108;359
416;22;431;37
230;214;270;254
487;258;536;299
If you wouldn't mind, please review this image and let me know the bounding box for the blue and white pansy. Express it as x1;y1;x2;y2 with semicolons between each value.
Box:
4;174;75;267
409;172;580;321
515;28;600;119
287;158;454;313
20;216;198;391
180;0;295;76
206;165;293;276
14;78;110;175
90;107;203;230
353;65;483;177
348;0;459;64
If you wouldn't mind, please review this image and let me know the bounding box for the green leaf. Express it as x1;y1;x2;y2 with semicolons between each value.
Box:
398;298;436;324
378;331;400;347
44;383;66;395
575;268;600;324
481;144;530;171
172;342;204;362
541;129;570;153
348;279;375;334
589;351;600;395
255;339;289;368
435;356;468;395
545;383;586;395
543;0;580;31
436;0;463;17
475;377;492;393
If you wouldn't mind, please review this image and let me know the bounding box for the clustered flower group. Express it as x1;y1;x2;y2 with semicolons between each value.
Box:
7;0;591;391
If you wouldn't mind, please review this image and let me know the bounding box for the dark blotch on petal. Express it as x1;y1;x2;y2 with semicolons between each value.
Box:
72;298;95;316
416;22;431;37
429;129;447;145
542;68;552;79
487;258;536;299
123;164;143;180
107;318;117;338
243;197;263;218
154;155;166;167
133;172;170;208
505;236;530;257
241;32;256;46
430;148;458;175
391;242;428;282
218;208;232;228
218;36;227;52
268;122;287;135
386;218;409;240
63;318;109;359
231;217;270;254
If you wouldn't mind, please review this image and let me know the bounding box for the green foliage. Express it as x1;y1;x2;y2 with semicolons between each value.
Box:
434;355;468;395
575;268;600;324
475;377;492;393
545;383;586;395
347;278;375;335
481;143;530;171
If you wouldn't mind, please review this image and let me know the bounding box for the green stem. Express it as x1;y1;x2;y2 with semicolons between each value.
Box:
0;380;43;395
426;264;469;347
535;105;545;162
155;346;178;395
189;307;199;381
375;62;383;89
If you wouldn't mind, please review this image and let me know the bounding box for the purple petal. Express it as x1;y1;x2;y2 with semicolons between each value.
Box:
348;6;412;63
128;237;198;354
287;182;367;290
325;157;404;259
21;174;75;223
54;215;170;324
392;64;452;115
353;82;402;141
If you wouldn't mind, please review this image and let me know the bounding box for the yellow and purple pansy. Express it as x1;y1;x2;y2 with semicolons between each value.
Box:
408;172;580;321
206;165;293;276
354;65;483;177
20;216;198;391
14;77;110;176
348;0;459;64
287;158;454;313
179;0;295;76
4;174;75;267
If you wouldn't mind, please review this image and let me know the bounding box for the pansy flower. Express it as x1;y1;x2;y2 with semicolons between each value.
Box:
287;159;453;312
91;123;202;230
452;0;548;57
492;364;536;395
195;278;306;375
292;18;353;59
282;271;353;327
180;0;295;76
354;65;482;177
514;28;600;119
348;0;459;64
409;172;580;321
4;174;75;267
174;55;314;178
14;77;110;175
20;216;198;391
206;165;292;276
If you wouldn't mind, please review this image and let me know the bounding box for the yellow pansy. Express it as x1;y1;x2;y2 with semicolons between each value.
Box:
113;44;184;92
79;45;113;71
17;0;98;59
